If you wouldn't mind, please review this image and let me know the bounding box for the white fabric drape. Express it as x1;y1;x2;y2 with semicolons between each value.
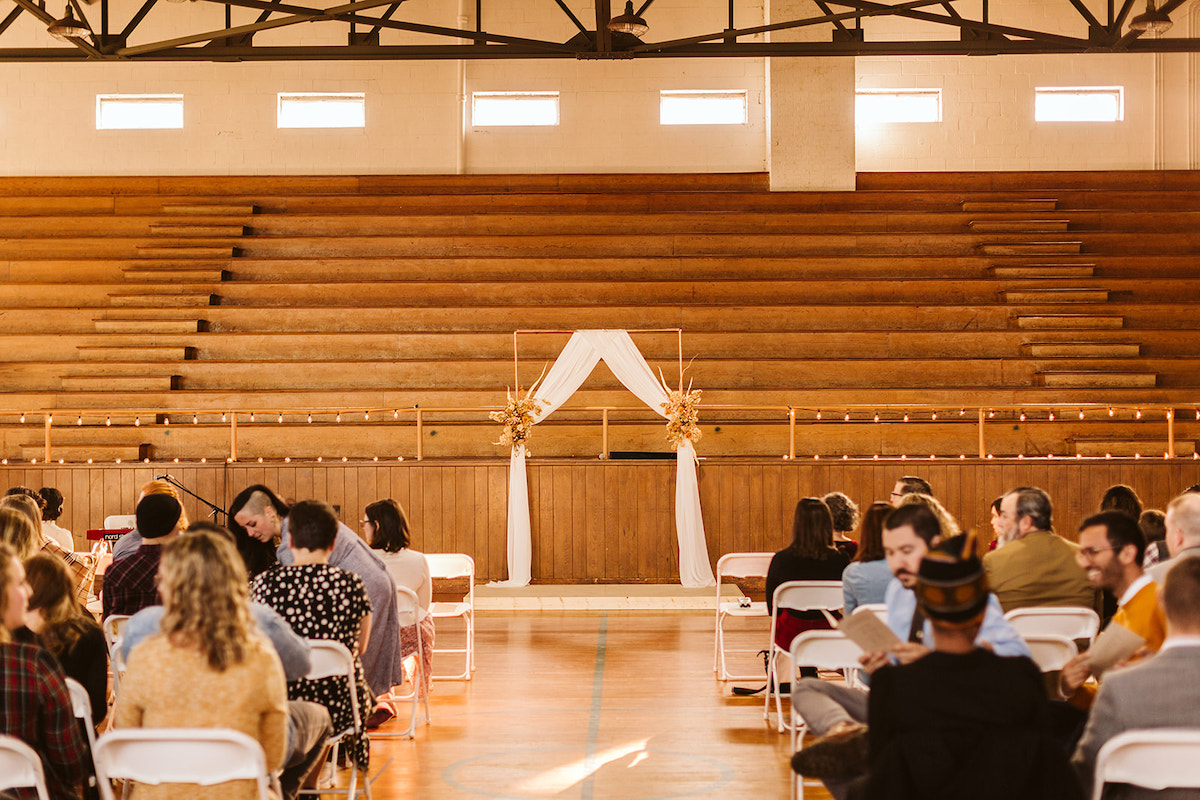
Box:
493;330;716;588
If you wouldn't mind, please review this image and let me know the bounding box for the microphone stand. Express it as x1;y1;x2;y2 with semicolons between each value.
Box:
155;474;227;523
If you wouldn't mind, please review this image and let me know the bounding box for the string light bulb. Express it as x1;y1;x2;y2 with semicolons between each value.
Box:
284;457;291;463
1136;409;1142;419
222;412;227;422
336;412;341;423
47;415;52;424
163;416;169;425
1048;411;1055;421
364;411;369;421
988;410;995;418
393;409;398;419
342;456;348;462
258;457;263;463
106;416;111;426
874;413;880;423
308;413;313;423
249;412;255;422
844;412;850;422
200;457;207;463
931;411;937;420
1108;407;1115;417
278;413;284;423
959;408;965;416
193;414;198;424
134;416;140;427
816;410;821;420
76;415;82;426
86;458;92;464
1020;412;1026;421
19;414;24;423
1079;410;1085;420
903;413;909;422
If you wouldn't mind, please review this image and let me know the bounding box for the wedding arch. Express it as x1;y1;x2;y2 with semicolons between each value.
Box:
491;329;716;588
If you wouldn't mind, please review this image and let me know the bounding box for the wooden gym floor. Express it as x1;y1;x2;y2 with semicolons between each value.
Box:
366;610;827;800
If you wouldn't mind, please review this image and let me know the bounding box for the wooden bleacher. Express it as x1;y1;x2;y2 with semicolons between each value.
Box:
1;171;1199;462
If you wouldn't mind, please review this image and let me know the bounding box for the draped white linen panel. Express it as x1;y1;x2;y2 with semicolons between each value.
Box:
493;330;716;588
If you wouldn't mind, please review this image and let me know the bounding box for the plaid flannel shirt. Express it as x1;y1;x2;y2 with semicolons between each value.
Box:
40;536;96;605
101;545;162;620
0;642;88;800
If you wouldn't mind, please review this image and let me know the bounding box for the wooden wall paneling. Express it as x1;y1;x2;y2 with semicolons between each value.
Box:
453;466;473;560
584;465;605;581
617;466;638;580
570;467;587;582
759;464;781;555
729;463;751;560
470;466;491;579
424;466;446;558
528;465;547;580
744;464;764;559
487;465;507;581
552;465;573;579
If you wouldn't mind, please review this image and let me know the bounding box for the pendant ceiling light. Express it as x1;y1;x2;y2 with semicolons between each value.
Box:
47;6;90;41
1129;0;1173;35
607;1;649;38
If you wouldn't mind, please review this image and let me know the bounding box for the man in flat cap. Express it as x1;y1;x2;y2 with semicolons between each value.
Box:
101;493;182;620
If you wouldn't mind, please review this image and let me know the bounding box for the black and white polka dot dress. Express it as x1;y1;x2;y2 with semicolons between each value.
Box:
251;563;374;768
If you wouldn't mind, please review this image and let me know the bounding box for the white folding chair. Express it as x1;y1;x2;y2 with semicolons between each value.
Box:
1022;634;1079;672
94;728;272;800
0;734;51;800
787;631;865;800
65;677;101;796
102;615;130;696
425;553;475;681
713;552;774;681
1092;728;1200;800
765;580;844;732
1004;606;1101;649
855;603;889;623
370;586;431;739
300;640;373;800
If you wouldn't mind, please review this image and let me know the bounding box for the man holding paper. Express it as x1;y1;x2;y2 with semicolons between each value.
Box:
789;502;1029;796
1071;556;1200;799
1059;511;1166;706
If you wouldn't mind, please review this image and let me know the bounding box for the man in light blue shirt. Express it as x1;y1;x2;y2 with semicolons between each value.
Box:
790;502;1031;800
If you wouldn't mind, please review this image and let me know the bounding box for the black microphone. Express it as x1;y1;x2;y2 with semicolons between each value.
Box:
155;474;174;481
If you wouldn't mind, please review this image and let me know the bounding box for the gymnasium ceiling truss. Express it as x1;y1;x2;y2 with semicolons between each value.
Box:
2;0;1197;62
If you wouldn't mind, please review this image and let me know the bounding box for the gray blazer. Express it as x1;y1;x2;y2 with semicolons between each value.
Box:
1147;547;1200;584
1071;644;1200;800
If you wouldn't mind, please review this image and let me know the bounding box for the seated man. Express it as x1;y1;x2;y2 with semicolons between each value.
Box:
102;494;181;620
789;503;1030;799
1148;492;1200;583
984;486;1096;612
1059;511;1166;706
834;535;1081;800
1072;556;1200;799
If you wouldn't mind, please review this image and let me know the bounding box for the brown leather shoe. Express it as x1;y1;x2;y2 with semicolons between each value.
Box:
790;725;869;779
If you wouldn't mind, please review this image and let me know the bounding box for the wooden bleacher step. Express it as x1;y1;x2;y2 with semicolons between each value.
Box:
968;219;1070;233
122;265;228;282
60;374;180;392
1039;371;1157;389
18;443;153;463
149;223;248;237
1016;315;1124;330
1027;343;1141;358
979;242;1083;256
92;318;203;334
77;345;193;361
1072;439;1196;457
108;292;217;308
160;204;257;216
1002;288;1109;303
135;245;237;259
961;200;1058;213
990;264;1096;278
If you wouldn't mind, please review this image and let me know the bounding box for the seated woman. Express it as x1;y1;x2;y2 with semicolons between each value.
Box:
841;502;894;616
23;553;108;724
251;500;374;772
766;498;851;655
0;505;40;562
0;542;88;800
823;492;860;561
114;531;288;800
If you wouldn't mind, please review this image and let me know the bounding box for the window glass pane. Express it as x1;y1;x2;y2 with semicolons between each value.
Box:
472;92;559;127
856;90;941;125
1035;87;1123;122
96;95;183;130
278;93;365;129
660;90;747;125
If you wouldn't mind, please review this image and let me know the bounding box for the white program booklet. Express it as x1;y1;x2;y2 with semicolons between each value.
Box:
839;607;902;653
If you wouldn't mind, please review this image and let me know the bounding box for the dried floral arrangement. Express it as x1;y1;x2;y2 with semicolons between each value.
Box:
662;376;702;448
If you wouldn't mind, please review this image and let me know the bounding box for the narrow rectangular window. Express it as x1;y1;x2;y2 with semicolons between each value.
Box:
471;92;559;127
277;93;366;129
96;94;184;130
660;90;747;125
856;89;941;125
1035;87;1123;122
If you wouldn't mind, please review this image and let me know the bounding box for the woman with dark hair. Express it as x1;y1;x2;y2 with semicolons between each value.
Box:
765;498;850;653
39;487;74;551
23;554;108;723
251;500;374;771
365;499;434;700
1140;509;1169;568
1100;484;1143;519
841;502;894;615
822;492;860;560
227;484;286;579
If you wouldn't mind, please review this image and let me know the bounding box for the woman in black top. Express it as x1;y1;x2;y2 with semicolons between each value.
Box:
766;497;850;651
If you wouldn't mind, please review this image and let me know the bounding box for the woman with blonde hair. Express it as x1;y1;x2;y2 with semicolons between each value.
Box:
0;504;40;561
114;530;288;800
5;492;97;603
897;492;961;538
23;553;108;723
111;479;191;564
